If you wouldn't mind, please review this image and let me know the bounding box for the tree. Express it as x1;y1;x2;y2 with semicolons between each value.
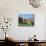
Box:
18;17;23;24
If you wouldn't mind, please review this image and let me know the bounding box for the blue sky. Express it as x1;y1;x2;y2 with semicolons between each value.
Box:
18;14;34;19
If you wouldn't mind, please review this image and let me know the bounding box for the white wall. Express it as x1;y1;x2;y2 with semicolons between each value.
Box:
0;0;46;40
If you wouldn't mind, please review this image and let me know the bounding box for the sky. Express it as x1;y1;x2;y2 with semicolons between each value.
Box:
18;14;34;19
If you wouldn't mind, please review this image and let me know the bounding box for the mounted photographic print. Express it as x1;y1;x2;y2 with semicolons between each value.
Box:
18;14;34;26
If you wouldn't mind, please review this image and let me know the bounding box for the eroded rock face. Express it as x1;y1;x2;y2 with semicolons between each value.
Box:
29;0;42;8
